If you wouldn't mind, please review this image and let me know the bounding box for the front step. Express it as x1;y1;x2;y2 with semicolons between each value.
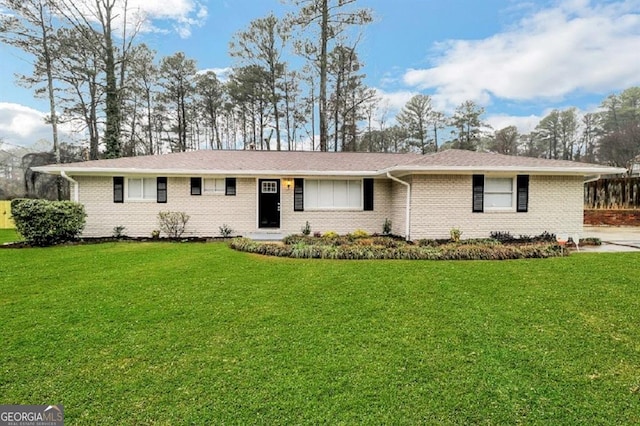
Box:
248;232;285;241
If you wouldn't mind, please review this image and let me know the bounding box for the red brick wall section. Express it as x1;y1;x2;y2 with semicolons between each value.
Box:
584;209;640;226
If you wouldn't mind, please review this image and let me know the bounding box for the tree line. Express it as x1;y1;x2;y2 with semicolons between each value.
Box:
1;0;639;183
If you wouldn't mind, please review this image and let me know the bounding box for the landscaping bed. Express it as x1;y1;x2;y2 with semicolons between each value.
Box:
230;231;570;260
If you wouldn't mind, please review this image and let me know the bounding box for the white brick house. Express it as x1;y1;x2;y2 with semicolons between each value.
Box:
33;149;624;240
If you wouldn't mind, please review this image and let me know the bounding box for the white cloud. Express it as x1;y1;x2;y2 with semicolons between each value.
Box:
64;0;207;39
0;103;76;149
403;0;640;110
486;113;542;134
374;88;416;112
131;0;208;38
198;67;233;82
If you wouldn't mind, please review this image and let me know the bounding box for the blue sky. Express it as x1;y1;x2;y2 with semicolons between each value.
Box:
1;0;640;149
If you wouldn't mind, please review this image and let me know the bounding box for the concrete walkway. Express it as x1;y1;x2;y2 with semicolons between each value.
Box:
580;226;640;252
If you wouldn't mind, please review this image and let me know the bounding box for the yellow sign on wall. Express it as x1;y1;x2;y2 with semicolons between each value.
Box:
0;200;15;229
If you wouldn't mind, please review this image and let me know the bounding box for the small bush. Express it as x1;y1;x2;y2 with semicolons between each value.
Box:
349;229;370;239
151;229;160;239
11;198;86;247
301;221;311;236
112;226;126;238
382;218;392;235
157;211;190;238
322;231;339;239
219;224;234;238
450;227;462;242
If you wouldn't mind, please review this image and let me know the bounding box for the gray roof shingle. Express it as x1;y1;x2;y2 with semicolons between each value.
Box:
33;149;626;176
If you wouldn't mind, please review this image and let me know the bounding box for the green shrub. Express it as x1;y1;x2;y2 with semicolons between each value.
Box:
349;229;370;239
11;198;86;247
219;224;234;238
301;221;311;236
322;231;339;239
450;227;462;242
382;218;392;235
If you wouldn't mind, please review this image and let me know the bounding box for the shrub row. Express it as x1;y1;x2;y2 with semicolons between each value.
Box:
11;199;86;247
229;238;563;261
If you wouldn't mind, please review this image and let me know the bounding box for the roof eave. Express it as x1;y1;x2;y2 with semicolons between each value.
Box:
385;165;627;176
30;166;382;177
33;164;627;178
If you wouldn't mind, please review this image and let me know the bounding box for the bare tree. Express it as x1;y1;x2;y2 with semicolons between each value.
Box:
287;0;372;151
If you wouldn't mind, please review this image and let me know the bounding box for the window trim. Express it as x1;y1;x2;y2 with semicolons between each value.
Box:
125;177;157;202
203;177;226;195
483;176;516;211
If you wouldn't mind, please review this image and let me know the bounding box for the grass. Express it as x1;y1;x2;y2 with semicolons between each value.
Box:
1;242;639;424
0;228;20;244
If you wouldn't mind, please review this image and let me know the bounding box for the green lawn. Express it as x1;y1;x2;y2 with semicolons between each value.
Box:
1;242;639;424
0;228;20;244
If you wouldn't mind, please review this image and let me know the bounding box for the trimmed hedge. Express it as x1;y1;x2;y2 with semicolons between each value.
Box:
11;199;86;247
229;237;563;261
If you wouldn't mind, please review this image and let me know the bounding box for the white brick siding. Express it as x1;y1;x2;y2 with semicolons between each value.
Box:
75;175;393;238
409;174;584;240
75;174;583;240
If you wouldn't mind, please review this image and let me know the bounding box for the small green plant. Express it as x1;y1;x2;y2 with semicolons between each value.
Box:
151;229;160;239
301;221;311;236
112;226;126;238
382;218;392;235
322;231;339;239
219;224;234;238
450;227;462;243
157;211;190;238
350;229;369;238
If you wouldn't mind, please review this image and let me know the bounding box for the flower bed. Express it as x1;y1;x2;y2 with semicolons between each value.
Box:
230;233;565;261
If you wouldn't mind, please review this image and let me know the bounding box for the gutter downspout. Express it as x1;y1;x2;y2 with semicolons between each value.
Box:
60;171;79;202
386;172;411;241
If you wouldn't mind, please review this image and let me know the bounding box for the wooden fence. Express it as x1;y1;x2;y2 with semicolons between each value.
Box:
584;177;640;209
0;200;15;229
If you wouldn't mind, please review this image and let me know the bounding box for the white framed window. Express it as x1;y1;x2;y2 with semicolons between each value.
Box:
127;178;156;201
261;181;278;194
484;177;514;210
203;178;225;194
305;179;362;210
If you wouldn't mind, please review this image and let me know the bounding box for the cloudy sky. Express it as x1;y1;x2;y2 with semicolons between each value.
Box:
1;0;639;150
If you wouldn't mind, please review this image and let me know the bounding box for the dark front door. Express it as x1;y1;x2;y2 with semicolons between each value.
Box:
258;179;280;228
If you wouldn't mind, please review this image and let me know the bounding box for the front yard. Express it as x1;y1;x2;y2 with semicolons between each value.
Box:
1;242;638;424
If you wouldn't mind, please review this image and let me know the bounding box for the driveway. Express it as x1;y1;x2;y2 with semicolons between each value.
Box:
581;226;640;252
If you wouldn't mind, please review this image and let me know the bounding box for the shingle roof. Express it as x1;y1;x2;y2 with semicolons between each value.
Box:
32;149;626;177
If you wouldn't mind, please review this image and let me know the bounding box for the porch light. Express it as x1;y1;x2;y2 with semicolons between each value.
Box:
283;178;293;189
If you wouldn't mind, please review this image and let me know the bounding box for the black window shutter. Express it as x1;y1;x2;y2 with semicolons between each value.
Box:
157;177;167;203
225;178;236;196
472;174;484;213
190;177;202;195
294;178;304;211
363;178;374;211
113;176;124;203
516;175;529;212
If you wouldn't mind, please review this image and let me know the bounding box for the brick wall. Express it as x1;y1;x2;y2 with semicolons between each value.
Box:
75;174;586;239
76;175;393;237
584;209;640;226
409;174;584;240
